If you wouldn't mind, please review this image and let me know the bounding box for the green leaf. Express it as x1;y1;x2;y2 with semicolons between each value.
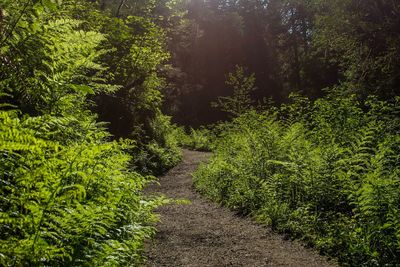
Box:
30;21;41;33
17;20;29;29
41;0;58;11
70;84;94;95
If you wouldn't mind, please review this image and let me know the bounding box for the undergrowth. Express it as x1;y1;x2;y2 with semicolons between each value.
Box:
178;126;216;152
0;111;169;266
194;92;400;266
0;1;179;265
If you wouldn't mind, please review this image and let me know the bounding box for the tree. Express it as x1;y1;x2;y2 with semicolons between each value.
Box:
312;0;400;98
212;65;257;117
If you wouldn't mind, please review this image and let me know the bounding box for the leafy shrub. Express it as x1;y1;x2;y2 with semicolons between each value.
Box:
194;93;400;266
211;65;257;117
0;1;175;265
181;127;216;151
0;110;167;266
131;114;182;175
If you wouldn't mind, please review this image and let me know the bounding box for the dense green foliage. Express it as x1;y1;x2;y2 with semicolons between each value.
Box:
194;92;400;265
1;0;399;265
0;0;180;265
0;110;166;265
132;114;183;175
177;126;216;151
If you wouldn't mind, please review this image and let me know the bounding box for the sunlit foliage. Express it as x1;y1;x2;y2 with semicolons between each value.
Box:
0;0;176;265
194;92;400;265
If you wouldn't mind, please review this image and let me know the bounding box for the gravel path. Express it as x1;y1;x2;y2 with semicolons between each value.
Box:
144;149;337;267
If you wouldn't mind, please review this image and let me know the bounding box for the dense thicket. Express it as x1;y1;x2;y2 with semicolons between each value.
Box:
0;0;180;265
194;91;400;265
164;0;400;126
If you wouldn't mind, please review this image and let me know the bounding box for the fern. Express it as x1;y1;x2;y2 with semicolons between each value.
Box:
194;91;400;265
0;1;174;265
0;110;165;265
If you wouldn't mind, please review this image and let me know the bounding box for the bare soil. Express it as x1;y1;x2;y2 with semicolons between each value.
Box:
144;149;337;267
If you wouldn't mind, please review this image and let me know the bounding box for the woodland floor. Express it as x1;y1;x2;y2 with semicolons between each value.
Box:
144;149;337;267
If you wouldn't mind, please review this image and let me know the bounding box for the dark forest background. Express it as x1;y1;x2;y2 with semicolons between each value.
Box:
160;0;400;126
80;0;400;132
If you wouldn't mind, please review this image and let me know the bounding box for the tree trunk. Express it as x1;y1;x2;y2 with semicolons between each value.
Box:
116;0;126;18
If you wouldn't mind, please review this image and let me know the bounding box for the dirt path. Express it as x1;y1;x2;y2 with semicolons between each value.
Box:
144;150;336;267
